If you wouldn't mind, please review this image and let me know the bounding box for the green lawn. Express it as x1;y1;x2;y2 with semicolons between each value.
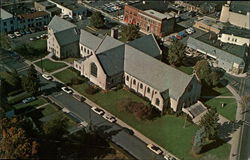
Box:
53;68;85;84
35;59;67;73
201;83;233;97
204;98;237;121
30;39;47;50
40;104;59;117
176;65;194;75
13;97;47;110
71;83;230;159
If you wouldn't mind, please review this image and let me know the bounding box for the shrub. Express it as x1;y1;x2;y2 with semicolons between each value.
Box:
71;78;83;85
117;98;133;112
85;85;99;95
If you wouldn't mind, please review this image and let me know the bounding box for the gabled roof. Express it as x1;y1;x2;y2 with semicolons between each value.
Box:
97;45;125;76
48;15;76;33
128;34;161;57
79;29;103;50
124;44;193;99
96;35;124;54
0;8;13;20
187;36;246;65
54;28;79;46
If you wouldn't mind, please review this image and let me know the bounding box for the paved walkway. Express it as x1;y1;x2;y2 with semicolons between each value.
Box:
35;103;49;109
201;96;235;99
226;85;244;160
50;65;71;75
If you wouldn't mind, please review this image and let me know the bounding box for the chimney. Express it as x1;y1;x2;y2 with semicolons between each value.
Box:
111;27;119;39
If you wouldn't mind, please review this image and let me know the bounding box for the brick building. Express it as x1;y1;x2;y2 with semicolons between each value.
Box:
123;5;175;37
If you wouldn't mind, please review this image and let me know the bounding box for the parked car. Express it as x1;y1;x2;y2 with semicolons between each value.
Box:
147;144;163;155
14;31;22;37
24;29;31;34
186;27;195;34
91;107;105;115
19;30;26;35
73;93;85;102
29;37;36;41
61;86;73;94
8;34;15;39
22;97;36;103
175;35;182;40
169;35;177;41
164;155;176;160
42;74;53;81
103;114;116;123
36;36;41;40
178;31;187;37
29;27;36;33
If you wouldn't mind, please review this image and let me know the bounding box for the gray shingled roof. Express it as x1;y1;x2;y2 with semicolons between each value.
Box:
96;35;124;54
124;44;193;99
79;30;103;51
48;15;76;33
231;1;250;15
97;45;125;76
54;28;79;46
128;34;161;58
0;8;13;20
187;37;245;65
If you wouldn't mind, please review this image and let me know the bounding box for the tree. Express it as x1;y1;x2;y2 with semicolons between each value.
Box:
194;59;211;82
22;65;40;95
42;117;69;140
121;24;140;42
0;33;10;50
0;117;39;159
192;127;206;154
167;41;185;66
90;11;104;28
199;108;220;140
0;79;9;111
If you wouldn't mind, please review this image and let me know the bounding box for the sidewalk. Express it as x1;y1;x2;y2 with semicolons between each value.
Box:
226;85;244;160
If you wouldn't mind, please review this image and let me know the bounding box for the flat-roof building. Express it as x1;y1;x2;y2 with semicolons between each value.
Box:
34;1;61;16
123;5;175;37
48;0;87;19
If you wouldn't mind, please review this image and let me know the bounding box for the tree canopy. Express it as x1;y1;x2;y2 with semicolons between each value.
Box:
194;60;224;87
121;24;140;42
0;117;39;159
90;11;104;28
22;65;40;95
167;41;185;66
199;108;220;140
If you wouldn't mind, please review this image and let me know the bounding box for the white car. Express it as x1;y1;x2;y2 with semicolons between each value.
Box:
103;114;116;123
91;107;105;115
186;27;195;34
8;34;15;39
164;155;176;160
61;86;73;94
147;144;163;155
14;32;22;37
42;74;53;81
29;37;35;41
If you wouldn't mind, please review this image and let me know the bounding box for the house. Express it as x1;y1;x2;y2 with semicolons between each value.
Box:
74;29;201;112
0;8;16;33
34;1;61;17
17;11;50;29
218;26;250;46
123;5;175;37
48;0;87;19
187;33;248;74
220;1;250;29
47;16;79;59
193;16;224;34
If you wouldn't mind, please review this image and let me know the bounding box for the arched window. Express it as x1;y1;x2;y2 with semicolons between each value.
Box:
155;98;160;106
90;62;97;77
147;87;150;93
140;83;143;89
133;79;136;85
126;76;129;81
84;48;86;52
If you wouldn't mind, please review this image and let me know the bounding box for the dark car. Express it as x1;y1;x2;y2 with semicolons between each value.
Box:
24;29;31;34
29;27;36;33
19;30;26;35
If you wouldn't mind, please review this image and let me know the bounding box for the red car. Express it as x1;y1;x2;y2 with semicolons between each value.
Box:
175;35;182;40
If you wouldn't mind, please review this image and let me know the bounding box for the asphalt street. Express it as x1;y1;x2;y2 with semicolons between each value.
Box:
50;92;165;160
